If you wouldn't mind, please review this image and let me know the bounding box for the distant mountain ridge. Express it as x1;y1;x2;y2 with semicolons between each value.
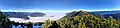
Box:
91;10;120;15
63;10;120;19
91;11;120;19
3;12;45;19
63;11;95;19
2;10;120;20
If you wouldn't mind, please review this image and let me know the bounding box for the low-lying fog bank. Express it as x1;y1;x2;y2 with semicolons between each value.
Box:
9;12;66;23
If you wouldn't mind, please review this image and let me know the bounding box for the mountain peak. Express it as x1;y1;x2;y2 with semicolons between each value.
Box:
78;10;89;15
63;10;93;19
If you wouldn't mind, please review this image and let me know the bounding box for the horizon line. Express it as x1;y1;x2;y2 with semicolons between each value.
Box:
1;9;120;12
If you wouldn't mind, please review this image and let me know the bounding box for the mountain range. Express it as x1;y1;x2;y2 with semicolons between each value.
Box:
2;12;45;19
91;11;120;19
63;10;120;19
2;10;120;20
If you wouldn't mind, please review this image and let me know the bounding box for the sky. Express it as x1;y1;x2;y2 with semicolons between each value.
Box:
0;0;120;12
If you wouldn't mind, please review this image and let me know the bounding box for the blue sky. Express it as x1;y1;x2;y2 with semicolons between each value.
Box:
0;0;120;12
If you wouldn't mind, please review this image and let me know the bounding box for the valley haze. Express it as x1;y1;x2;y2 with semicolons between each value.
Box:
8;12;66;23
2;10;120;23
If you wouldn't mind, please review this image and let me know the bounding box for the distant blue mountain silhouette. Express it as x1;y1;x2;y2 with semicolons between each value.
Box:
64;10;120;20
91;10;120;19
2;10;120;20
3;12;45;19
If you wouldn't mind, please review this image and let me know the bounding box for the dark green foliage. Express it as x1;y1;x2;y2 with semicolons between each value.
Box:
38;22;43;26
0;11;12;28
43;11;120;28
48;21;61;28
34;22;43;26
20;23;25;28
0;11;45;28
34;23;38;26
26;22;33;28
13;22;19;28
43;15;120;28
43;19;52;28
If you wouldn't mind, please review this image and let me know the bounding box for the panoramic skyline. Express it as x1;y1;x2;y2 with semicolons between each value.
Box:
0;0;120;12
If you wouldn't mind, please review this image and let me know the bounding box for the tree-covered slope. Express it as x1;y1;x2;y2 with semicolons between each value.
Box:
43;10;120;28
0;11;12;28
63;11;95;19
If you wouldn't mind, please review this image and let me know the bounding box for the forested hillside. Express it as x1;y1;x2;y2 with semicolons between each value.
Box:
1;10;120;28
43;11;120;28
0;11;43;28
0;11;12;28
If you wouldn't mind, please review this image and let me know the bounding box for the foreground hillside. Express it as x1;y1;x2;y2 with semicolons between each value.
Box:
0;11;44;28
43;11;120;28
1;10;120;28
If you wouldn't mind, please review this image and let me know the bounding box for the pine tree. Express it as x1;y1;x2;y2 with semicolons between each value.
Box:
20;23;25;28
43;19;51;28
0;11;12;28
107;16;114;28
13;22;19;28
43;12;120;28
26;22;33;28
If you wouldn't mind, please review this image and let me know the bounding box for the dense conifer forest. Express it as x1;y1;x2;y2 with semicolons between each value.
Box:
0;11;120;28
0;11;43;28
43;11;120;28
